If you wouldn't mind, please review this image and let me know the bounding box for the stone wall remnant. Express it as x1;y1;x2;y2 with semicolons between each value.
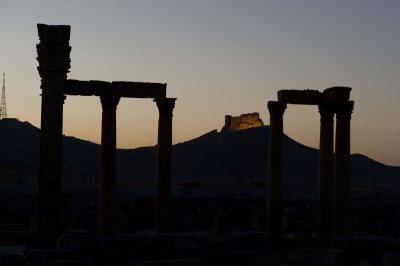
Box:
222;112;264;132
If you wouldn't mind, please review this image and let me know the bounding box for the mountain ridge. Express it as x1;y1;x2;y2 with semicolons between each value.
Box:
0;118;399;190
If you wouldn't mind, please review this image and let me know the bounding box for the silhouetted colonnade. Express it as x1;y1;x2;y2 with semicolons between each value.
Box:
35;24;354;246
267;88;354;243
36;24;175;245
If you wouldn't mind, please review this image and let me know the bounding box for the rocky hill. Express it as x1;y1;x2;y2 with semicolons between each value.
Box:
0;118;399;193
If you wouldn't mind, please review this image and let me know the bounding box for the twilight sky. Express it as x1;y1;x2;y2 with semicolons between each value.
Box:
0;1;399;166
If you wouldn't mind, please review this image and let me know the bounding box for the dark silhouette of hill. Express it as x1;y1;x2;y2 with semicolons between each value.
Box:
1;118;399;190
0;118;100;178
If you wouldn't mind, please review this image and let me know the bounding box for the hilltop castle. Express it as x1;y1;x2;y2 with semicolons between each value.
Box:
221;112;264;132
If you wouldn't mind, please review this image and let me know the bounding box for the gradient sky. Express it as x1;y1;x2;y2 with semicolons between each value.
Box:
1;1;399;166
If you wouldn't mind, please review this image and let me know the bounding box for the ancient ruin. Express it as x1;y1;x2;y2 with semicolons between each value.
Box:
266;88;354;242
1;15;399;265
221;112;264;131
36;24;176;244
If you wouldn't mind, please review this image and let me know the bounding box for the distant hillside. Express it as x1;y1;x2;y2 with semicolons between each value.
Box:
0;118;399;191
0;118;100;177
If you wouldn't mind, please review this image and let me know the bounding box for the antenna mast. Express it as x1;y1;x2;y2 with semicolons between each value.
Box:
0;72;7;119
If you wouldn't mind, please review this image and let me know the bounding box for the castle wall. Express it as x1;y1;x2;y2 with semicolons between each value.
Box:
222;112;264;132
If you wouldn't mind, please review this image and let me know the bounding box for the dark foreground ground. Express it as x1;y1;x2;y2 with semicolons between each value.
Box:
1;185;400;265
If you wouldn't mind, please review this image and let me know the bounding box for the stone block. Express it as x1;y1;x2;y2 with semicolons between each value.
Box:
322;87;351;102
50;256;97;266
57;233;98;249
112;81;166;98
65;79;166;98
289;248;345;266
277;90;322;105
37;24;71;44
27;249;83;266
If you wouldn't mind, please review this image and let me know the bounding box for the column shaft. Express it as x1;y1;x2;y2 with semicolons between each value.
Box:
266;101;286;243
36;24;71;246
318;103;335;237
334;101;354;235
154;98;176;233
99;96;120;235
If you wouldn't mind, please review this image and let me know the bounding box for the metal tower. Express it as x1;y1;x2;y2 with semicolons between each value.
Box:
0;72;7;119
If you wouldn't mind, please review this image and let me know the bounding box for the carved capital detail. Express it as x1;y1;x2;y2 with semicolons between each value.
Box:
267;101;287;118
318;103;335;123
36;24;71;77
100;96;120;112
336;101;354;120
154;98;176;117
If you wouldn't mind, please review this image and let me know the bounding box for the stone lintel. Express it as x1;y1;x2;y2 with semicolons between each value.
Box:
65;80;110;96
65;79;167;98
112;81;166;98
323;87;352;102
277;90;322;105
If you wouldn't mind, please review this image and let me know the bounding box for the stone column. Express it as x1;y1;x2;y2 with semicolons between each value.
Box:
334;101;354;235
266;101;287;243
154;97;176;233
36;24;71;246
99;95;120;235
317;103;335;237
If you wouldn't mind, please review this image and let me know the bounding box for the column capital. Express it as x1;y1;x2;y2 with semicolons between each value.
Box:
100;95;120;112
319;103;335;123
336;101;354;120
154;97;176;117
36;24;71;77
267;101;287;117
